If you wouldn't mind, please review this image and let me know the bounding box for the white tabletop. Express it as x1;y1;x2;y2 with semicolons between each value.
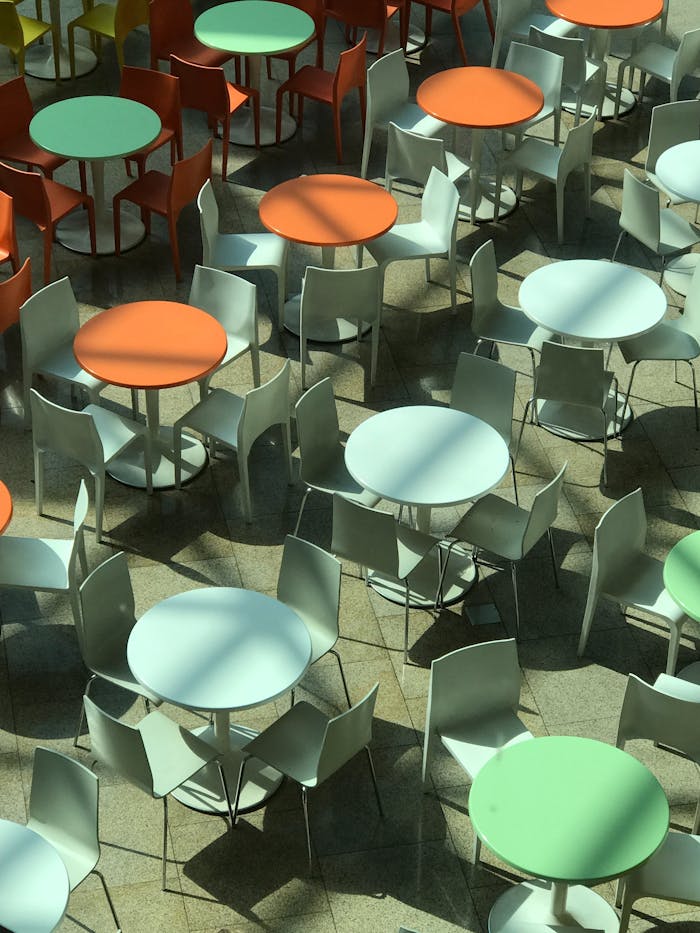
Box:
519;260;667;342
127;588;311;712
345;406;510;508
655;140;700;204
0;820;70;933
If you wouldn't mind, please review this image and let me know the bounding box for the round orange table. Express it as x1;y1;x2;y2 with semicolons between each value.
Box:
0;481;12;533
74;301;227;489
259;174;398;341
546;0;663;118
417;67;544;223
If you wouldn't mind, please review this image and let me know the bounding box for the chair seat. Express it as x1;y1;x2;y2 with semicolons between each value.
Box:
0;536;73;590
138;710;217;798
0;132;66;176
619;321;700;364
215;333;251;372
177;388;244;451
659;208;700;257
37;341;107;395
440;709;533;779
241;700;328;788
477;305;554;351
514;12;576;39
227;82;253;113
210;232;287;271
381;101;446;139
26;817;97;890
654;670;700;701
170;37;231;68
625;831;700;903
505;136;562;182
604;551;686;623
18;13;51;45
89;652;162;704
71;3;116;37
305;449;381;506
43;178;89;225
396;522;438;579
366;223;448;266
281;65;334;104
444;150;471;183
85;403;147;464
646;169;689;206
131;126;175;162
450;494;530;561
625;42;676;81
116;171;170;215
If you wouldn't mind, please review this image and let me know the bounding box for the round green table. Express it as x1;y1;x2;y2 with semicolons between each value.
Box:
469;736;669;932
195;0;315;146
30;96;161;255
664;530;700;621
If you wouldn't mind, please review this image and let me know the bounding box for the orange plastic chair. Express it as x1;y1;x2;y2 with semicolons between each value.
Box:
266;0;324;82
0;161;96;284
67;0;149;77
325;0;408;56
0;77;70;180
113;139;212;281
411;0;495;64
0;191;20;272
119;65;183;178
276;32;367;163
0;0;56;77
149;0;232;70
0;255;30;339
170;54;260;180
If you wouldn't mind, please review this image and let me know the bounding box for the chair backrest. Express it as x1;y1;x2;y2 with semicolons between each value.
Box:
20;275;80;376
169;138;212;217
28;747;99;883
120;65;181;137
674;28;700;90
0;1;23;54
493;0;532;66
295;378;344;484
334;32;367;102
300;265;381;334
421;167;459;251
682;262;700;336
0;256;30;335
619;168;661;252
197;178;219;266
385;122;448;191
521;461;567;554
77;551;136;671
189;264;257;349
426;638;523;740
277;534;341;649
617;673;700;765
316;683;379;784
528;25;586;92
238;358;290;457
557;111;595;179
534;340;609;410
646;100;700;176
29;388;105;472
0;188;17;260
504;41;563;114
0;160;49;228
469;238;500;332
366;48;409;126
169;54;228;118
325;0;384;30
149;0;194;63
0;76;34;144
450;352;516;447
589;488;647;600
83;694;155;795
331;494;400;578
114;0;150;41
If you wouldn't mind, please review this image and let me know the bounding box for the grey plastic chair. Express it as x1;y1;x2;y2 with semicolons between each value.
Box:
233;684;383;865
503;42;564;147
578;488;688;675
27;747;120;930
421;639;532;864
83;694;234;891
0;479;88;630
294;378;380;535
645;100;700;209
437;463;567;634
614;27;700;117
384;122;470;196
490;0;576;67
188;264;260;398
74;551;162;747
174;359;292;522
528;26;604;124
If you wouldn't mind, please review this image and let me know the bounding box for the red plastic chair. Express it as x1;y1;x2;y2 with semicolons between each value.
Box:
266;0;325;82
0;191;20;273
119;65;184;177
149;0;233;70
276;33;367;163
113;139;212;281
411;0;495;64
0;256;31;338
170;54;260;180
0;161;96;284
324;0;408;56
0;77;67;179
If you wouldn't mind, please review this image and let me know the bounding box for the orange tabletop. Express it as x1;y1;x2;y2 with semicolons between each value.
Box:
545;0;662;29
417;67;544;130
0;481;12;534
74;301;227;390
259;174;398;248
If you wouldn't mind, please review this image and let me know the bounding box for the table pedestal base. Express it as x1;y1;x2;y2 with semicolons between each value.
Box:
230;105;296;148
107;427;207;490
535;388;630;441
368;545;476;609
458;179;518;224
24;42;96;80
664;253;699;298
282;294;371;343
561;83;636;121
173;723;283;815
57;209;146;256
488;879;619;933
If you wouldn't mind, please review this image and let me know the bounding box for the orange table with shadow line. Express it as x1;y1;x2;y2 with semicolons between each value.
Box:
74;301;226;489
0;481;12;533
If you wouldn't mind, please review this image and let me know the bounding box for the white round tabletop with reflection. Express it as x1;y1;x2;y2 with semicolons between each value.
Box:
0;819;69;933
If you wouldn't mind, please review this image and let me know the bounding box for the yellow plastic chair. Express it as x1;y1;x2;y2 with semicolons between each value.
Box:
67;0;148;77
0;0;55;77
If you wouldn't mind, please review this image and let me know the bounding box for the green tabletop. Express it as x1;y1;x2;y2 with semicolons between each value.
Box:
29;96;161;162
469;736;669;883
195;0;315;56
664;530;700;621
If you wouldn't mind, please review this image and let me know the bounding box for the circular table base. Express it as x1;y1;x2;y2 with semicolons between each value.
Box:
107;428;207;490
368;545;476;609
24;42;97;80
283;294;372;343
56;209;146;256
562;83;636;121
535;388;630;441
664;253;699;298
229;105;296;148
458;180;518;224
488;880;619;933
173;723;284;815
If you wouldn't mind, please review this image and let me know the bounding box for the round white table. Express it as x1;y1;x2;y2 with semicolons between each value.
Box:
0;819;70;933
519;259;667;438
655;140;700;297
345;406;510;606
127;588;311;813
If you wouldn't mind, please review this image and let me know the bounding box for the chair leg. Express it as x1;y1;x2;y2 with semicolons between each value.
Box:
547;528;559;588
688;360;699;430
619;362;639;437
173;422;183;489
161;796;169;891
294;488;311;536
74;675;97;747
611;230;625;263
365;746;384;817
231;756;247;826
601;408;608;485
577;593;600;657
472;832;482;866
510;561;520;636
330;648;351;707
94;471;105;544
403;580;410;664
167;215;181;281
666;618;683;675
515;398;533;462
510;455;519;506
301;785;313;868
216;760;235;829
93;869;121;931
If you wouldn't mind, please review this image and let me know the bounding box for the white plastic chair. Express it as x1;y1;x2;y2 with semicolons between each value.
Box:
519;342;616;484
27;747;120;931
612;170;700;286
360;48;446;180
577;488;688;674
437;463;567;634
198;179;288;330
503;42;564;148
83;693;234;891
299;265;382;388
363;167;460;314
277;534;350;706
188;264;260;399
0;479;88;629
645;100;700;208
384;122;470;196
450;352;520;504
331;494;438;665
30;387;153;544
173;359;292;522
232;683;383;864
469;239;554;383
614;26;700;118
528;26;605;125
490;0;576;68
294;378;380;535
74;551;162;748
421;638;532;864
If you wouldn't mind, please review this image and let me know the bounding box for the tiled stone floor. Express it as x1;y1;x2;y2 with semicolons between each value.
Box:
2;1;700;930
